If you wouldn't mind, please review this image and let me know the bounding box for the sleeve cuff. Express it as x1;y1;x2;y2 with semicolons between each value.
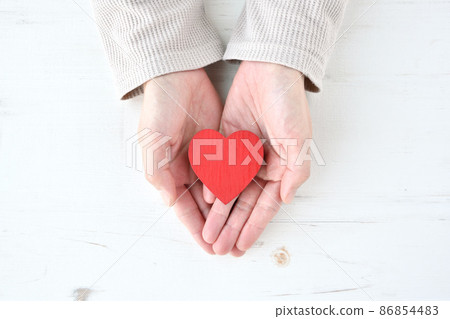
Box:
223;42;324;93
223;0;347;93
118;41;224;100
92;0;225;100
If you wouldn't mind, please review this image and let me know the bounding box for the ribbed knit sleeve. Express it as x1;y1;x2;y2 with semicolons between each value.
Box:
223;0;347;92
91;0;224;100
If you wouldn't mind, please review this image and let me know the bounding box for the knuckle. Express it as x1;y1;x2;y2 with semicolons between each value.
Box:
191;229;203;238
246;220;266;232
175;207;197;223
225;219;242;233
301;170;311;180
234;198;253;213
255;201;278;214
254;202;279;221
144;174;155;184
210;207;230;218
295;168;310;183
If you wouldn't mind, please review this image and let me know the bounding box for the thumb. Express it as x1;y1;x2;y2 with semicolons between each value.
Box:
140;132;176;205
145;169;176;206
280;162;310;204
203;185;216;204
280;140;311;203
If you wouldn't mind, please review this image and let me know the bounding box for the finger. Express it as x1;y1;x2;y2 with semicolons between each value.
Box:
203;185;216;204
140;132;176;205
212;180;264;255
145;169;176;206
256;147;284;182
237;181;281;251
172;185;215;255
190;182;211;219
280;160;310;204
202;197;236;244
230;246;246;257
279;136;312;203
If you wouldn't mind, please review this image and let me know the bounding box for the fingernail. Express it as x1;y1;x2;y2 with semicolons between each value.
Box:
284;191;295;204
236;241;247;252
202;229;214;244
160;190;172;206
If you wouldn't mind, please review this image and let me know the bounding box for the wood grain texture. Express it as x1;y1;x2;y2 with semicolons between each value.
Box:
0;0;449;300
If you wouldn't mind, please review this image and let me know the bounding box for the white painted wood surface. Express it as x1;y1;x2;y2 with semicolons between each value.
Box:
0;0;449;300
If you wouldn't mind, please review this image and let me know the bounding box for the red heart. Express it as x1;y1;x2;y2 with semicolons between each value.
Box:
188;129;264;204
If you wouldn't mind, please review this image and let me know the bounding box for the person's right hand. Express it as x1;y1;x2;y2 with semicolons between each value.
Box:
138;69;222;254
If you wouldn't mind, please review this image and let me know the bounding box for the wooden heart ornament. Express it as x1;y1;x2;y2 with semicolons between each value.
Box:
188;129;264;204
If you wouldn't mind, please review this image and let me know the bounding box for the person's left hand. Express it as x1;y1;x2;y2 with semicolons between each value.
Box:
201;61;313;256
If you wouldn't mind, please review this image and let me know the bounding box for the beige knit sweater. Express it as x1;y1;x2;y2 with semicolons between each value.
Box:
92;0;347;100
